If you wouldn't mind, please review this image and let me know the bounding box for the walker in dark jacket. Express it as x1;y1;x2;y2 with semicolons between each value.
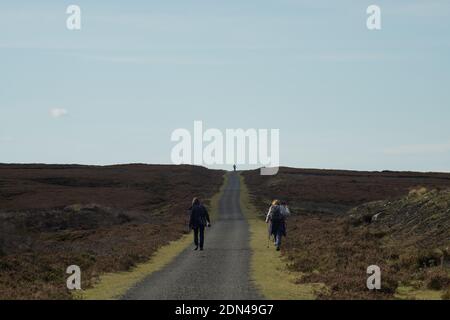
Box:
265;201;288;251
189;198;211;250
268;218;287;239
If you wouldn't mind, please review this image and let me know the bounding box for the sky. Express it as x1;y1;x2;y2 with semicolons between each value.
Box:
1;0;450;172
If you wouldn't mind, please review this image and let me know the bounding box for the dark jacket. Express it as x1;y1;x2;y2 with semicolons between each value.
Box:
267;205;286;237
268;219;286;237
189;204;210;229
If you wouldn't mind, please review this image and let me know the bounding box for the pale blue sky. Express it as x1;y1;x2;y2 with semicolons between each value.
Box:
1;0;450;172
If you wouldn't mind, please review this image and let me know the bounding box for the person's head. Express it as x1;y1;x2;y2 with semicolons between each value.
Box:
272;199;280;206
192;197;200;206
280;200;287;206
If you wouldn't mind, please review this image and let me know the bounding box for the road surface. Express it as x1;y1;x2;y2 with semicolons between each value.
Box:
122;172;262;299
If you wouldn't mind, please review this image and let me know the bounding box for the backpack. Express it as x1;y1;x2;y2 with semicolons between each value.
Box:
271;205;283;222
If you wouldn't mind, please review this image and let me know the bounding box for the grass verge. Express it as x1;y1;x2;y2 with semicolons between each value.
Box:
395;286;444;300
79;174;227;300
239;174;323;299
79;234;192;300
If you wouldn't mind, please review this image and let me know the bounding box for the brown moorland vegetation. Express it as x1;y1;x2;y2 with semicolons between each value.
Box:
0;164;223;299
242;167;450;299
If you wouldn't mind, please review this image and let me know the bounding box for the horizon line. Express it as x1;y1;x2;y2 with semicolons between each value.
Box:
1;162;449;174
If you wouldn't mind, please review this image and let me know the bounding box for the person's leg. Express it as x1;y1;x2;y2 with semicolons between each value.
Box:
275;232;282;250
193;227;199;249
273;224;279;245
199;226;205;250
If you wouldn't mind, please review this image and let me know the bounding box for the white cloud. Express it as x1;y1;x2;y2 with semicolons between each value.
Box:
383;143;450;156
50;108;68;118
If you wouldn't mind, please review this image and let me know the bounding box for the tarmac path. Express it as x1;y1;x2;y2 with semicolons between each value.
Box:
122;172;262;299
